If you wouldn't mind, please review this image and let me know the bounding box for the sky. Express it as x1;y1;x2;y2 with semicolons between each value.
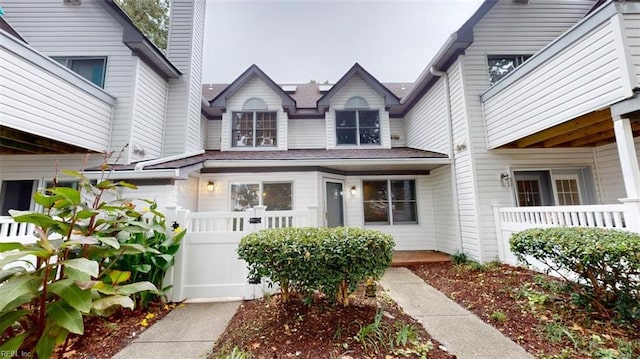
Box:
201;0;484;85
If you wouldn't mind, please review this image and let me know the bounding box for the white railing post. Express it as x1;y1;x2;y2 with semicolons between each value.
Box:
307;205;318;227
620;199;640;233
493;206;507;262
164;206;188;303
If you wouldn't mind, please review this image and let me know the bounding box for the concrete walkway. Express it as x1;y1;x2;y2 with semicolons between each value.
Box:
113;301;241;359
381;267;533;359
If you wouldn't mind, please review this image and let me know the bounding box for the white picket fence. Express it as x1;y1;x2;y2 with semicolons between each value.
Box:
493;204;628;265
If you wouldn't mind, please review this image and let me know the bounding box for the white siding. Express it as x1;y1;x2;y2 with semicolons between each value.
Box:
430;165;459;254
1;0;134;155
326;76;391;149
164;0;206;155
622;13;640;88
484;14;631;148
593;137;640;204
456;0;594;261
199;115;208;150
1;36;113;151
288;119;326;149
389;118;407;147
449;59;482;260
129;59;169;161
403;78;449;154
206;120;222;150
197;172;317;212
120;184;180;211
220;76;288;151
344;175;436;251
0;154;103;182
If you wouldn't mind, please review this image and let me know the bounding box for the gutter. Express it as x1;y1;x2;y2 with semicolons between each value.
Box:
203;157;451;169
134;150;205;171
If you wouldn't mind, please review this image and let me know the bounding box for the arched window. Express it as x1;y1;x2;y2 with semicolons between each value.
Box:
232;98;277;148
336;97;380;145
345;96;369;109
243;98;268;111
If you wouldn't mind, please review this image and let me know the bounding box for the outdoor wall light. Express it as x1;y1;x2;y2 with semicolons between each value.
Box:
500;173;512;188
350;185;357;197
206;180;215;192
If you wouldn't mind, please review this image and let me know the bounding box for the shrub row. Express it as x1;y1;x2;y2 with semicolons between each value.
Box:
238;227;395;306
510;227;640;320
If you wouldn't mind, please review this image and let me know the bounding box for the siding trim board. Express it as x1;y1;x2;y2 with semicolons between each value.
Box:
482;1;618;101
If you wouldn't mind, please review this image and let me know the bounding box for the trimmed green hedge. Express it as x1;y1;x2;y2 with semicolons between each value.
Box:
510;227;640;320
238;227;395;305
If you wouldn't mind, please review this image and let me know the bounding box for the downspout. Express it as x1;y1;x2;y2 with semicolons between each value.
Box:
430;66;465;254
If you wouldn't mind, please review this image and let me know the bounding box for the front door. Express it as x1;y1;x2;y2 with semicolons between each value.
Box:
325;181;344;227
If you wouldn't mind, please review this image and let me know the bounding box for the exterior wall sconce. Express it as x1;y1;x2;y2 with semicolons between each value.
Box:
350;185;357;197
500;173;512;187
206;180;215;192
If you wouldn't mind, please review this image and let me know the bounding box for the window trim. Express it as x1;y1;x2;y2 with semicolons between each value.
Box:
487;54;531;86
229;181;293;211
231;110;278;148
335;109;381;146
362;179;418;225
52;56;107;88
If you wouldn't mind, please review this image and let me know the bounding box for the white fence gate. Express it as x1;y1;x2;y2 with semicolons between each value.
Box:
165;206;318;302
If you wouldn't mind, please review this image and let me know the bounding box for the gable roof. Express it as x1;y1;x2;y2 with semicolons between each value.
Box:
99;0;181;79
316;63;400;110
209;64;297;112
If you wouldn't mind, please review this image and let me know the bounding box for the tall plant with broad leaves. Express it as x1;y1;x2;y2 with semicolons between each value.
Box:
0;163;184;358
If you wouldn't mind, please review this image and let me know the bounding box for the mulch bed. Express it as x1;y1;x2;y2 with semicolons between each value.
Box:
209;288;455;359
55;302;179;358
409;262;640;358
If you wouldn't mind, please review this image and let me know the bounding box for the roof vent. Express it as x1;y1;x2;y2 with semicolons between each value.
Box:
63;0;81;5
512;0;528;4
281;85;297;93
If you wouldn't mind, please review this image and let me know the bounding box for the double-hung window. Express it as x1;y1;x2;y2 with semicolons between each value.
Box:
363;180;417;225
335;97;380;145
487;55;531;85
232;98;277;147
53;57;107;88
230;182;292;211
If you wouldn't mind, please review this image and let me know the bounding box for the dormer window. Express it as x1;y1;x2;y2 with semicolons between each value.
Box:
335;97;380;145
232;98;277;147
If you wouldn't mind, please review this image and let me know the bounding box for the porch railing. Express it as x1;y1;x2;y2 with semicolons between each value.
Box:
493;204;628;265
0;216;35;243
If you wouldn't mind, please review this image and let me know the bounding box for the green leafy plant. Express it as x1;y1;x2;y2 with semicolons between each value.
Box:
110;200;185;307
489;310;508;323
0;167;183;357
353;308;389;354
216;346;252;359
510;227;640;320
451;250;469;265
238;227;394;306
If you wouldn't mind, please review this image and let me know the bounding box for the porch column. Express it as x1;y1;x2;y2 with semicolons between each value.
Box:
612;116;640;232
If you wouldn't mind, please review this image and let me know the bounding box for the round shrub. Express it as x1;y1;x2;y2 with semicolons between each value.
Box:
510;227;640;320
238;227;395;306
